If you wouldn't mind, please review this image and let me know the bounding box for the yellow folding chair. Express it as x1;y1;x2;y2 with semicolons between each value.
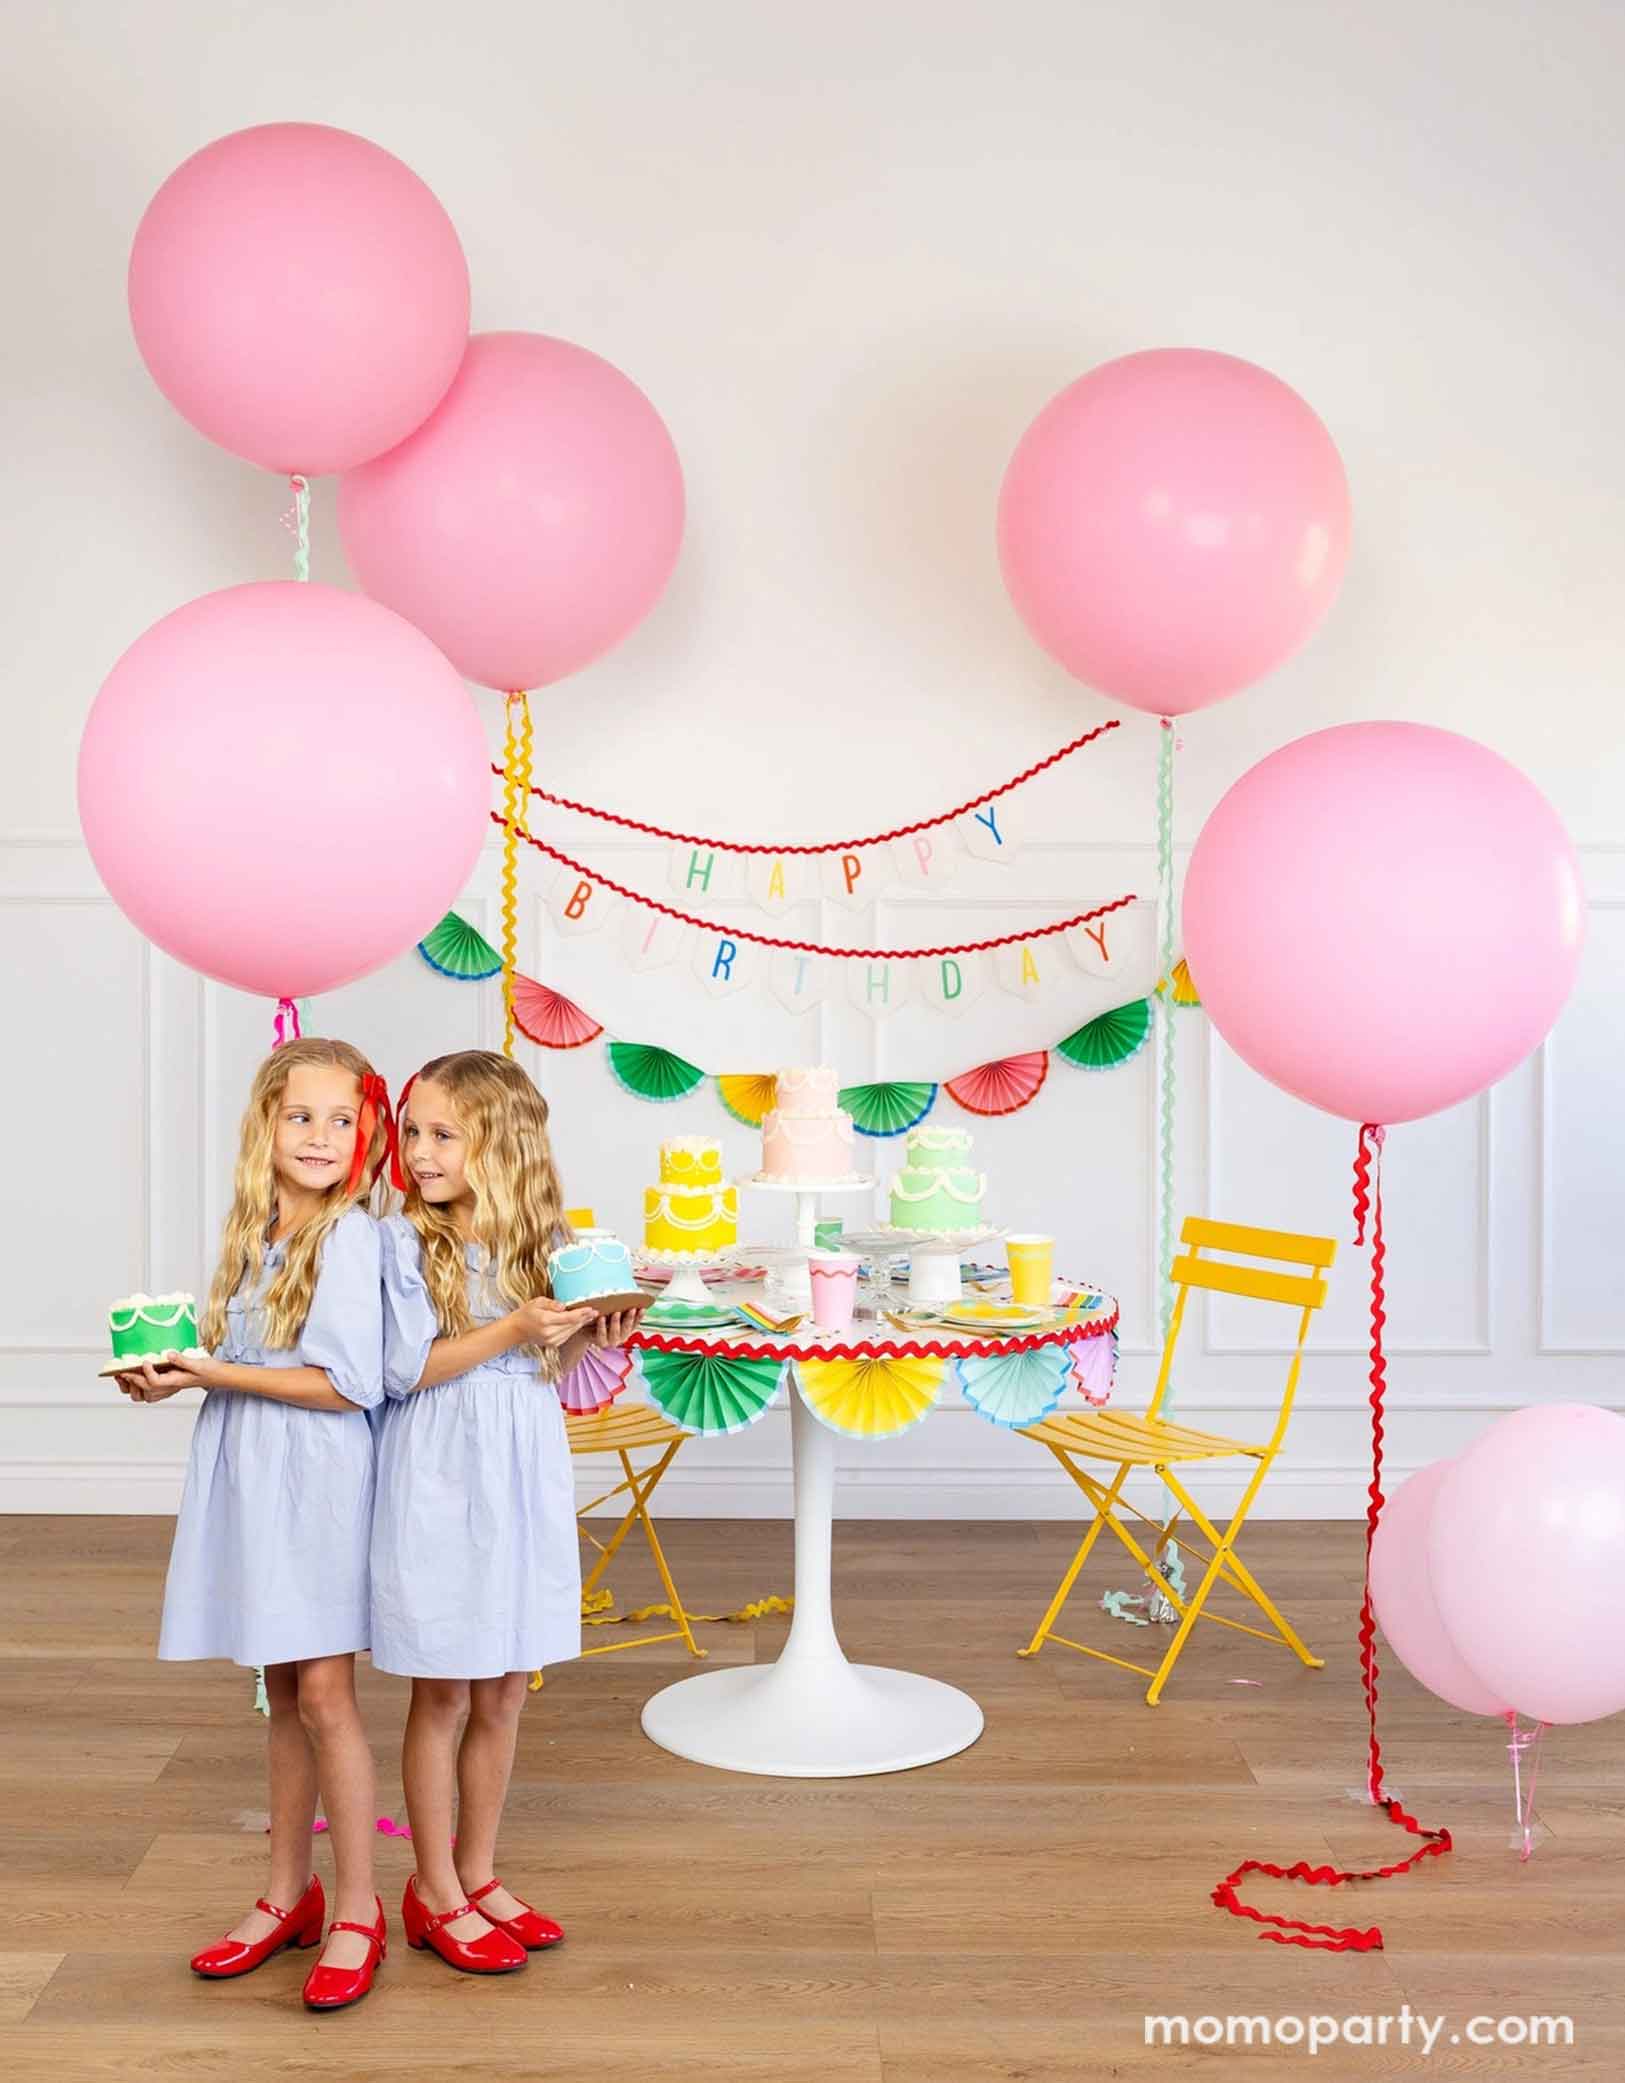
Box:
566;1403;707;1660
1016;1217;1336;1704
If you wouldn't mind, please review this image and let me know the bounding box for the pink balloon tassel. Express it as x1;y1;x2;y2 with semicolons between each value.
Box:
272;997;301;1049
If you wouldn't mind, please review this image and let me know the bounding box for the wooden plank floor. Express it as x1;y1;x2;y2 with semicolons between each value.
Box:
2;1514;1620;2079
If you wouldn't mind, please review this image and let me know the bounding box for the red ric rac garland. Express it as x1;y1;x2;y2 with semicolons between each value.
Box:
1211;1125;1452;1952
490;718;1121;854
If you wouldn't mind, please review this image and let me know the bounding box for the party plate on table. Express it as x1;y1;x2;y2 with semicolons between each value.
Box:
938;1301;1057;1332
640;1297;739;1331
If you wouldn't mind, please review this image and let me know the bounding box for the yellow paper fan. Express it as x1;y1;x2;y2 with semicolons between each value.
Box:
795;1353;946;1439
1156;957;1201;1008
717;1073;778;1128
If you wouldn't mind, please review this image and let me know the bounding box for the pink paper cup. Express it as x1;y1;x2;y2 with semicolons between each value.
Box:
808;1253;860;1332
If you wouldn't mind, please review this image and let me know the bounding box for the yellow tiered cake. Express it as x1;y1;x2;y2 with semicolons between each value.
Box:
643;1135;740;1255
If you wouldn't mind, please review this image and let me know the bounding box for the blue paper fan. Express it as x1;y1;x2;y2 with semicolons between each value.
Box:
953;1344;1073;1429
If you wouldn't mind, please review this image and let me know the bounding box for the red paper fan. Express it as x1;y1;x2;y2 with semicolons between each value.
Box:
944;1052;1049;1117
512;975;603;1050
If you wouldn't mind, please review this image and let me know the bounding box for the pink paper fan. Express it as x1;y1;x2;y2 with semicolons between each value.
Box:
944;1052;1049;1117
512;974;604;1050
556;1344;633;1414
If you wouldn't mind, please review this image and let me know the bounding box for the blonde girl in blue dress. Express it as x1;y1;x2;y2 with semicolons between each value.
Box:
372;1050;635;1974
117;1037;393;2013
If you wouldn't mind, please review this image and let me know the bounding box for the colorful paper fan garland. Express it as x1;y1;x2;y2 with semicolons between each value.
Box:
512;975;604;1050
1054;997;1153;1070
607;1041;707;1104
837;1081;938;1137
943;1052;1049;1118
953;1344;1072;1429
1071;1328;1118;1407
636;1349;785;1435
716;1073;778;1128
1156;957;1201;1008
417;910;502;981
555;1344;633;1415
795;1354;945;1438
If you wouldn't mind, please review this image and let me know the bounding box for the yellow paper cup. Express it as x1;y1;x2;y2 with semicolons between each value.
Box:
1005;1233;1055;1307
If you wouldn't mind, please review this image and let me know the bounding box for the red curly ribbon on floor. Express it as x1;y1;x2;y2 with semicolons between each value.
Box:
491;718;1121;854
1212;1122;1452;1951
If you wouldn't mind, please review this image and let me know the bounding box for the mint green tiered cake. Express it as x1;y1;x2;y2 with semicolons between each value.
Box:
887;1126;987;1233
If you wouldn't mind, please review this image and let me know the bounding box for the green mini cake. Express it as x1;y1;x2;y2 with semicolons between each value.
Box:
100;1292;207;1376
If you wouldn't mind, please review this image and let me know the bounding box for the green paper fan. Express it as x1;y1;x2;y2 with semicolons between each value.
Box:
417;910;502;981
607;1041;708;1104
837;1081;938;1137
1054;998;1153;1070
636;1349;785;1435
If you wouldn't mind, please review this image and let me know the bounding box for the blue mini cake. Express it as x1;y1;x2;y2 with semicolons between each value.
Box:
548;1230;641;1307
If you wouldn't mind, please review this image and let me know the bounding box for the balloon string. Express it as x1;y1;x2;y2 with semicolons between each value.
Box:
1106;720;1183;1627
282;475;310;582
499;692;532;1058
1506;1711;1547;1863
1211;1123;1452;1949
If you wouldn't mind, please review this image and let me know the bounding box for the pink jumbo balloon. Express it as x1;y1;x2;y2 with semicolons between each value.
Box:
997;348;1351;714
1430;1406;1625;1725
79;583;488;999
1183;723;1583;1124
338;331;685;691
1369;1462;1508;1717
128;124;470;474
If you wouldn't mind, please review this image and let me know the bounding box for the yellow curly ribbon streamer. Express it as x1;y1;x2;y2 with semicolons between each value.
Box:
498;691;533;1057
528;1589;794;1689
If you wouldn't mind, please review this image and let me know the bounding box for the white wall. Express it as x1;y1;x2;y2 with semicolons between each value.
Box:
4;0;1622;1516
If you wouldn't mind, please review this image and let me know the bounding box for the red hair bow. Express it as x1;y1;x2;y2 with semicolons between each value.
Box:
347;1073;400;1198
387;1073;418;1193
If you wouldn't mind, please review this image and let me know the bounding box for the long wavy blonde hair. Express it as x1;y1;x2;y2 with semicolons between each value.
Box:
200;1038;388;1352
397;1051;570;1351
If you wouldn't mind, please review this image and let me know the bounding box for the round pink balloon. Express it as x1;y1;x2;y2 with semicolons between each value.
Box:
1430;1406;1625;1726
79;583;488;998
1183;723;1583;1124
997;348;1351;715
338;331;685;691
128;124;470;474
1369;1462;1508;1716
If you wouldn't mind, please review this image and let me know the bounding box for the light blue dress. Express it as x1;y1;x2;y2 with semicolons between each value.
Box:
158;1207;383;1668
370;1215;582;1679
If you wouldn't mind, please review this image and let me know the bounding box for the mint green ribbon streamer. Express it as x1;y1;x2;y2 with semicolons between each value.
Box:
1105;719;1185;1623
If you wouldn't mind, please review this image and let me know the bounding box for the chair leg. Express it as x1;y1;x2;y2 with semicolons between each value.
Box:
1177;1481;1322;1671
621;1447;707;1660
1017;1457;1130;1658
1145;1463;1277;1705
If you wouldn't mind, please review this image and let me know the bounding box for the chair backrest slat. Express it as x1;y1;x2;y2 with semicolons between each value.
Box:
1180;1216;1336;1270
1169;1253;1328;1310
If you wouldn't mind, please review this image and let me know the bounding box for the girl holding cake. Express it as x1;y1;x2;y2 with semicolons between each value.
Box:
115;1037;394;2012
372;1050;635;1975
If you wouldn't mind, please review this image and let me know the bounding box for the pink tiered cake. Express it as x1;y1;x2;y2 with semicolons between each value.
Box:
761;1066;859;1181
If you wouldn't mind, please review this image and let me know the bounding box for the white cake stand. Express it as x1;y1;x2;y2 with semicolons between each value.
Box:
639;1371;984;1777
632;1245;743;1307
841;1224;1005;1305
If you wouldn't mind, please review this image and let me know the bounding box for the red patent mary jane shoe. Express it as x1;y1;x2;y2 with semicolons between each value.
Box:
467;1876;564;1950
401;1874;527;1974
190;1874;325;1978
302;1897;387;2011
